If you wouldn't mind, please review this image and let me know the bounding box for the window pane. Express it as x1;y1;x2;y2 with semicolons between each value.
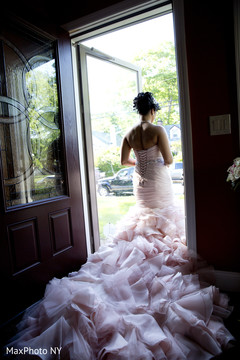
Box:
85;54;139;244
0;26;65;208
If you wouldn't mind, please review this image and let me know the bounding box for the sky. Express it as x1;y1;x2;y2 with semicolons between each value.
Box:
82;13;175;63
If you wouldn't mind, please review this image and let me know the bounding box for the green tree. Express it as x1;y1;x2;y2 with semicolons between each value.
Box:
26;60;60;172
94;41;181;173
95;146;123;176
134;41;179;125
171;140;182;161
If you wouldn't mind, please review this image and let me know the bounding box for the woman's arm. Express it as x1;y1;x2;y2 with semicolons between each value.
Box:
157;126;173;166
120;137;136;166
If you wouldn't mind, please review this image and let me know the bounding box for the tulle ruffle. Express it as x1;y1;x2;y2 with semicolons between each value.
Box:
8;203;234;360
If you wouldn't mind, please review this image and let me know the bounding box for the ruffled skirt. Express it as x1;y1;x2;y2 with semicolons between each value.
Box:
8;203;234;360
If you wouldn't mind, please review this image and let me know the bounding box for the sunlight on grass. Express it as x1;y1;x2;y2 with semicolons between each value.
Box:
97;195;136;242
97;192;184;244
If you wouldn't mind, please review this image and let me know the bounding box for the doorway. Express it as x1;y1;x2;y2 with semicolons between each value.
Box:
74;10;186;251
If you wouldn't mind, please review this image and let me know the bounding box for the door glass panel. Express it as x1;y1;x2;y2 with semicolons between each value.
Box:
0;24;65;208
84;52;140;245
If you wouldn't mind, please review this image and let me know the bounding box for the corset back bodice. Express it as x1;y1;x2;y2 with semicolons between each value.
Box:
134;145;163;182
133;145;174;209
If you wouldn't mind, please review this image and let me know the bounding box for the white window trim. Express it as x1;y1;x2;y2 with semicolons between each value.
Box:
63;0;171;39
172;0;196;252
70;0;197;254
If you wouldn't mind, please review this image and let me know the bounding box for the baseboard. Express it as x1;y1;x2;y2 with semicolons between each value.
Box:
214;270;240;292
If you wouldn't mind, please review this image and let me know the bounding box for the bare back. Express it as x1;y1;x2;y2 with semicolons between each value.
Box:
126;122;158;150
121;122;173;166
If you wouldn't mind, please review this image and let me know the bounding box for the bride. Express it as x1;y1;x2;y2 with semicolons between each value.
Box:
9;92;233;359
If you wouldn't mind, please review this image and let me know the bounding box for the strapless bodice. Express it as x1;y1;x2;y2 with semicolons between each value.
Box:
133;145;163;185
133;144;162;162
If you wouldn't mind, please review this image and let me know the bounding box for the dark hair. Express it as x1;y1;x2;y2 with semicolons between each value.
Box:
133;92;160;115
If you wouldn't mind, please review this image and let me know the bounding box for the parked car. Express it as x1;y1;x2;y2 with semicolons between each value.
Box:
97;167;134;196
170;162;184;182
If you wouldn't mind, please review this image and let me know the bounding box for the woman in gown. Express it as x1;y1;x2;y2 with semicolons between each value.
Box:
8;92;234;359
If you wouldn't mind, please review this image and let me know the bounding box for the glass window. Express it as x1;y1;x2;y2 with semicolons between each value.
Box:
0;25;65;208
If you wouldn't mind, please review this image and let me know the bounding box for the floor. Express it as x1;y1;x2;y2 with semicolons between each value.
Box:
1;292;240;359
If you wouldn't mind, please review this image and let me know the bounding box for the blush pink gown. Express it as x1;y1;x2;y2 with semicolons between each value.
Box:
9;145;234;359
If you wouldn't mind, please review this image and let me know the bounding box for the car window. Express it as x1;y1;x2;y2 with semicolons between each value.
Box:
118;169;129;178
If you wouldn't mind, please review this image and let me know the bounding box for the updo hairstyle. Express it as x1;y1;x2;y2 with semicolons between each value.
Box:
133;92;160;115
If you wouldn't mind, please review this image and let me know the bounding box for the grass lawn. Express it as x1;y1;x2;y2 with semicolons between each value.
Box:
97;195;136;241
97;191;184;243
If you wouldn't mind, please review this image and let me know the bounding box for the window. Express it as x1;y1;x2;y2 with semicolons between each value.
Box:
0;25;65;208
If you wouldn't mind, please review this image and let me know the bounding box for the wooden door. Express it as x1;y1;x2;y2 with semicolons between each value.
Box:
0;19;87;323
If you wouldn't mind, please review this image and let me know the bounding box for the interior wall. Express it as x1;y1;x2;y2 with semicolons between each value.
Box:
184;0;240;272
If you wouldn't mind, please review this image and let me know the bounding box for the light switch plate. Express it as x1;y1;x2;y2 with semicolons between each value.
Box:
209;114;231;135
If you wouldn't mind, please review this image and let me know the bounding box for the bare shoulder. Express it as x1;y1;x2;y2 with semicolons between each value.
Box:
154;123;165;131
125;124;138;137
123;124;137;145
154;124;167;136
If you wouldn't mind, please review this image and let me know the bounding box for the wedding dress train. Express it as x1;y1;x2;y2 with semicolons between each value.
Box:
8;145;234;359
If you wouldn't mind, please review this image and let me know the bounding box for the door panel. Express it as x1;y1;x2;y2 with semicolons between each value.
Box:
49;209;73;255
79;45;141;248
8;218;40;275
0;19;87;323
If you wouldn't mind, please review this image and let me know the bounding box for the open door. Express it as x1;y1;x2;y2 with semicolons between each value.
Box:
0;19;87;323
78;45;142;250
